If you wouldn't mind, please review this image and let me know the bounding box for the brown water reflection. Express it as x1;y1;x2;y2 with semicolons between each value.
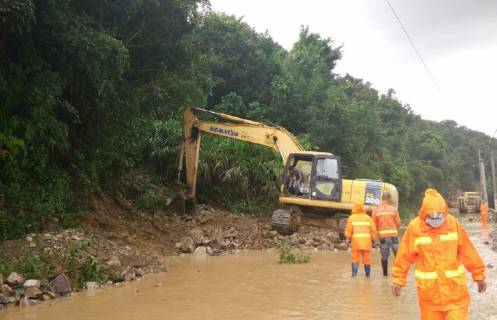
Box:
3;215;496;320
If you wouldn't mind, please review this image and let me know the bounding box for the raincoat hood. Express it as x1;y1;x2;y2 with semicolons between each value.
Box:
418;188;448;221
351;203;366;215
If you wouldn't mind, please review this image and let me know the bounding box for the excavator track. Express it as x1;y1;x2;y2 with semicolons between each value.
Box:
271;207;302;235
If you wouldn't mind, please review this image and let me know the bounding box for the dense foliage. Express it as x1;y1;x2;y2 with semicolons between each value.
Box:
1;1;495;240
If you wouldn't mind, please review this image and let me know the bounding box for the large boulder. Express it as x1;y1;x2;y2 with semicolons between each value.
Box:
193;246;207;256
6;272;24;287
48;274;72;297
0;293;8;304
0;284;12;297
85;282;98;290
42;292;55;301
24;279;41;288
24;287;42;299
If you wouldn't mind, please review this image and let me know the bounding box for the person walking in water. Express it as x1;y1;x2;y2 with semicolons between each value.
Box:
392;188;486;320
372;192;401;277
480;200;488;226
345;203;377;277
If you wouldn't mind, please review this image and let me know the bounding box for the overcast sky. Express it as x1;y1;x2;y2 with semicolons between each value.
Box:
209;0;497;137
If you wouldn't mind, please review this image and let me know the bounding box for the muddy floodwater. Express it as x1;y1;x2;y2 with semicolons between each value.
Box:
4;216;497;320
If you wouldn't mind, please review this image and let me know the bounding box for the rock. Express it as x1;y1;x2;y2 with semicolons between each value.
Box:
123;271;136;282
134;268;144;278
19;296;38;307
0;274;3;286
327;231;340;243
85;282;98;290
24;287;42;299
14;288;24;300
190;228;204;246
0;284;12;297
6;272;24;287
106;256;122;268
208;248;222;256
48;274;72;297
305;239;314;247
40;279;49;288
42;293;55;301
208;239;221;250
219;241;229;250
193;246;207;256
105;281;113;287
0;293;8;304
269;230;278;237
177;237;195;253
24;279;41;288
336;242;349;251
112;273;124;283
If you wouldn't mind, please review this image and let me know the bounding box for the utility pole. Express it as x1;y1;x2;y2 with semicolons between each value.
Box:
479;149;488;203
491;151;497;209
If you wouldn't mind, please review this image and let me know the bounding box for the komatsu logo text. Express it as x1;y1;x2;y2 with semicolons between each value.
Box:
209;126;239;137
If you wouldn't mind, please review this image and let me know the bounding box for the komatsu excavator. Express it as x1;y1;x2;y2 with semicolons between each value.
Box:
177;107;398;234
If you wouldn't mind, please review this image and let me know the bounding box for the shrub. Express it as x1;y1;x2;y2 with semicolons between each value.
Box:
276;237;311;264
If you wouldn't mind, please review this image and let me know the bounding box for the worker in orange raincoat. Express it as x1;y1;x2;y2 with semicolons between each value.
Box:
372;192;401;277
480;201;488;226
392;189;487;320
345;203;377;277
480;200;489;241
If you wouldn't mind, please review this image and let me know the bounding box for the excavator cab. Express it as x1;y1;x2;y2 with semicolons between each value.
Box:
283;154;342;201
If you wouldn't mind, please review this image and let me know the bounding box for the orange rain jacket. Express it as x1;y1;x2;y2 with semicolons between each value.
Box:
372;203;401;238
392;189;486;312
480;202;488;225
345;204;377;251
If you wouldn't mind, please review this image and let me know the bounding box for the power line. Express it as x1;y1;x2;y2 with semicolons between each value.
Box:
384;0;442;94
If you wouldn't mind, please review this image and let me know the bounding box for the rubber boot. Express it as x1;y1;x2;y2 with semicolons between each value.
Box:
381;260;388;277
365;264;371;277
351;263;358;277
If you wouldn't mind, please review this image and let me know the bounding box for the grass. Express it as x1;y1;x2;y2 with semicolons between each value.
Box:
276;237;311;264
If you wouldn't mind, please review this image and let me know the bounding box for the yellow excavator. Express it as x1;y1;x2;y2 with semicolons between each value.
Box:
177;107;398;234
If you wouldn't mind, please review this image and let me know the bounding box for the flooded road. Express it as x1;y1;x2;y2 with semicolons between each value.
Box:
3;215;496;320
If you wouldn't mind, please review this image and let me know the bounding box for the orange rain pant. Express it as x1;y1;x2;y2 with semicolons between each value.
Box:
421;307;468;320
481;213;489;241
351;249;371;265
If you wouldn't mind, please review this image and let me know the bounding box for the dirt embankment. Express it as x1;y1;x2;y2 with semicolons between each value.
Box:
0;193;346;310
2;193;347;270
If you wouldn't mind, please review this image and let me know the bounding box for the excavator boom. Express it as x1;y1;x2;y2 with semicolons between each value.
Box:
180;107;303;199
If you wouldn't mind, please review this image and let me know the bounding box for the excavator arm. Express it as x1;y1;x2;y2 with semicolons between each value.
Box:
179;107;304;200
